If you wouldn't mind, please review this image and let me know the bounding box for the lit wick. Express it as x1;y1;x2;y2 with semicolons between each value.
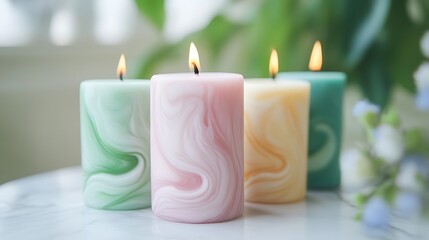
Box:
271;71;277;80
117;54;126;81
309;40;322;72
189;42;200;75
192;62;199;75
269;49;278;79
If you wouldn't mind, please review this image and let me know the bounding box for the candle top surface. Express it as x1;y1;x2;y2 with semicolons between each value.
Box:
276;72;346;81
81;80;150;86
151;72;243;82
246;78;310;85
245;78;310;90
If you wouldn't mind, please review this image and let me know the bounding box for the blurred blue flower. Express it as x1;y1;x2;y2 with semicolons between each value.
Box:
372;124;404;164
394;191;422;218
421;31;429;58
416;88;429;110
414;62;429;111
352;100;380;117
362;197;390;230
396;154;429;192
341;148;375;190
396;162;421;192
402;154;429;179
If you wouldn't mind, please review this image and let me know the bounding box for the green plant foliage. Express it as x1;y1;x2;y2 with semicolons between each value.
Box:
135;44;182;78
199;15;244;59
135;0;165;30
381;108;400;127
386;0;428;93
353;42;392;108
404;128;425;153
134;0;429;106
349;100;429;223
135;15;243;78
344;0;391;67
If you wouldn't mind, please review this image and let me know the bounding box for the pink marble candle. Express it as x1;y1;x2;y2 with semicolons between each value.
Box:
151;73;244;223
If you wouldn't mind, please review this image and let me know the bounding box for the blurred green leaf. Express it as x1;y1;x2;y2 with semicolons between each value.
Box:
344;0;391;67
386;0;425;93
133;0;429;106
381;108;400;127
134;14;243;77
371;158;386;173
356;43;391;108
135;0;165;30
134;44;182;78
421;0;429;27
375;179;396;204
197;15;244;59
354;211;362;221
354;193;369;207
404;128;424;152
361;112;379;129
416;173;426;187
382;182;397;205
242;0;306;77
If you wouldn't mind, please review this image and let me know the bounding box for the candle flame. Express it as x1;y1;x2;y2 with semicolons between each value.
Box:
188;42;200;74
269;49;278;78
117;54;126;80
308;40;322;71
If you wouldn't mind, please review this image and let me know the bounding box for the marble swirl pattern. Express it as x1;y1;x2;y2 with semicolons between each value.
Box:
244;86;309;203
308;121;336;172
80;82;151;210
151;77;244;223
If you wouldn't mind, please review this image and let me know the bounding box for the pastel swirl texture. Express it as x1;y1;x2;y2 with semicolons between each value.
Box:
308;122;336;172
305;78;345;188
151;74;244;223
80;81;151;210
275;73;346;188
244;82;309;203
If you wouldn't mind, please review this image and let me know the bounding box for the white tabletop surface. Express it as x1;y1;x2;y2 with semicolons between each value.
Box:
0;167;426;240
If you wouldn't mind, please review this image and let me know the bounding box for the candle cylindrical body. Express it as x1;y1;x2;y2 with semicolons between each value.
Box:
80;80;151;210
277;72;346;189
151;73;244;223
244;80;310;203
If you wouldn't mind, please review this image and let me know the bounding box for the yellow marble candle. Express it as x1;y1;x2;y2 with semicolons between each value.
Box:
244;50;310;203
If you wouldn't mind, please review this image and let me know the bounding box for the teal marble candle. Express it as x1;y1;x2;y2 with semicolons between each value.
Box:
276;72;346;189
80;80;151;210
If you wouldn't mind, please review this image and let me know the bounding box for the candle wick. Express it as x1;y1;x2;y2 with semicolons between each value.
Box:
271;73;277;80
119;73;123;81
192;62;199;75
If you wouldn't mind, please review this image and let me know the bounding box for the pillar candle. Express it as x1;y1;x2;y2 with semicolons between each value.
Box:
151;43;244;223
151;72;244;223
80;55;151;210
244;79;310;203
276;41;346;189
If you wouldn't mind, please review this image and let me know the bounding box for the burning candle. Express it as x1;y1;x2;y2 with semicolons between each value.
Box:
277;41;346;189
244;50;310;203
151;43;244;223
80;55;151;210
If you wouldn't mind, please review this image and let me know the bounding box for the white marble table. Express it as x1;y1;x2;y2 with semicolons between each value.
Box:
0;167;426;240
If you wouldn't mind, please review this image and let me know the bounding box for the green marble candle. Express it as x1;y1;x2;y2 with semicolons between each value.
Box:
276;72;346;189
80;80;151;210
